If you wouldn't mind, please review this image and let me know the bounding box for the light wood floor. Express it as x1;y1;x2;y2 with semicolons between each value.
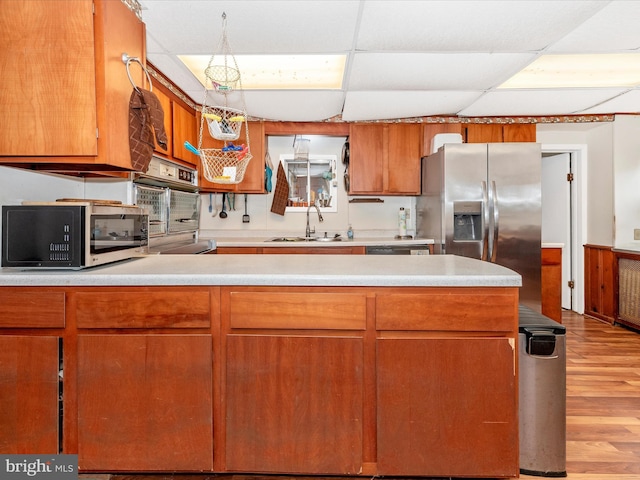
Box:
520;310;640;480
80;311;640;480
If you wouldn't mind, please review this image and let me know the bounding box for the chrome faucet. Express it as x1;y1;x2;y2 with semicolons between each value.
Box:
305;203;324;238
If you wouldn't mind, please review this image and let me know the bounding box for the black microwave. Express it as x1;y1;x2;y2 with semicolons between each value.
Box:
2;202;149;269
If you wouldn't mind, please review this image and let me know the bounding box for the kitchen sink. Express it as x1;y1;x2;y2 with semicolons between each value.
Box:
267;234;342;242
316;235;342;242
267;237;317;242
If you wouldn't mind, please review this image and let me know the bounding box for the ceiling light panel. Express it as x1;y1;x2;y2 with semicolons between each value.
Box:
179;54;347;90
500;54;640;88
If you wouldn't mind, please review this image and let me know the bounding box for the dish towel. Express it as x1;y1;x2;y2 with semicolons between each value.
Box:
270;162;289;216
129;88;168;172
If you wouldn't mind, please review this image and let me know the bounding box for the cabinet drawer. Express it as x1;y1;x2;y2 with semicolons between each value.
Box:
376;289;517;332
229;291;366;330
0;289;65;328
75;288;210;328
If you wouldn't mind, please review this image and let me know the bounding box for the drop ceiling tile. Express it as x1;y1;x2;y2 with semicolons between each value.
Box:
342;91;483;121
356;0;607;52
141;0;359;55
241;91;346;122
348;52;535;90
458;88;627;116
578;90;640;114
147;53;204;96
546;1;640;53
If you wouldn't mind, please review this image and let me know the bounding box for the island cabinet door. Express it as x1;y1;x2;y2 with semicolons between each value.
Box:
225;334;364;474
0;336;59;454
377;337;518;477
76;335;213;472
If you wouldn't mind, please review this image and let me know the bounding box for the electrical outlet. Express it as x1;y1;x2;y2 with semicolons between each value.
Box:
635;229;640;241
405;208;410;221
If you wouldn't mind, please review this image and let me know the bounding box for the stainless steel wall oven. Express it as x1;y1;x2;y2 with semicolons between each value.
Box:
133;156;213;254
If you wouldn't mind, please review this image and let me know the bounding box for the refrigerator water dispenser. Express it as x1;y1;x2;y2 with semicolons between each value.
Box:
453;201;482;241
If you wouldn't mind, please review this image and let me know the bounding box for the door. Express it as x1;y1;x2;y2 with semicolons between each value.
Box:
377;337;518;477
225;335;364;474
488;143;542;309
441;143;487;259
77;335;213;471
542;152;573;310
0;336;59;454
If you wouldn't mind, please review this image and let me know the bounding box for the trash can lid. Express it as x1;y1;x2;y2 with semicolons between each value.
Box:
518;304;566;334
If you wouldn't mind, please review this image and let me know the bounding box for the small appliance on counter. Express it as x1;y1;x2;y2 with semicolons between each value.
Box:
132;156;213;254
2;200;148;269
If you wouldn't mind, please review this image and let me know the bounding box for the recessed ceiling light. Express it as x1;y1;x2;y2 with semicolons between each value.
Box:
179;54;346;90
499;53;640;89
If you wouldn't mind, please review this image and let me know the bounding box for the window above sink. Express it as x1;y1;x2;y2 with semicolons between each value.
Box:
280;154;338;213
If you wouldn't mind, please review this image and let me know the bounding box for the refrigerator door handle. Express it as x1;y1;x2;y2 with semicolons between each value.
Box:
482;181;489;261
491;180;499;262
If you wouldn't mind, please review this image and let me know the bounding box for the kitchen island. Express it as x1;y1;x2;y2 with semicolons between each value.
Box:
0;254;521;478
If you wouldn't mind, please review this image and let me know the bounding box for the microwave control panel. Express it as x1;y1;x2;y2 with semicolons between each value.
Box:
145;156;197;188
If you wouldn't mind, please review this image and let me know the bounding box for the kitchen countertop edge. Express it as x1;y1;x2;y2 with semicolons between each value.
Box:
0;254;521;288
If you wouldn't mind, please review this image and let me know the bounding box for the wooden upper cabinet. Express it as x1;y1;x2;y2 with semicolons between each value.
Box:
422;124;463;156
348;124;385;194
0;0;96;157
349;123;421;195
199;121;265;193
386;123;422;194
172;101;198;165
0;0;145;170
463;124;536;143
503;124;537;142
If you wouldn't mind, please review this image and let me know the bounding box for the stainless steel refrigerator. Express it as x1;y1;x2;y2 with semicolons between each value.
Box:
416;143;542;310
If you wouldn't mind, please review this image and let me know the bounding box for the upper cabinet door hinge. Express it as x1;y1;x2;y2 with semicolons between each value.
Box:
567;173;574;182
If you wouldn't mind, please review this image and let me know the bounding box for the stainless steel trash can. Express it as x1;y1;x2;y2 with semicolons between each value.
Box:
519;305;567;477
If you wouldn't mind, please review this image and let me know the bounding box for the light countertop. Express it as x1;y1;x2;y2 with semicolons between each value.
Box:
0;254;521;288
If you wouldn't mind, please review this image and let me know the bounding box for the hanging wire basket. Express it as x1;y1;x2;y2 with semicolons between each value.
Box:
200;148;253;185
197;12;252;185
205;64;240;93
202;105;245;141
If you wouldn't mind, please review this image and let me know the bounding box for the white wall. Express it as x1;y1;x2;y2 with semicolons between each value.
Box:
613;115;640;250
537;122;615;246
0;166;86;241
0;166;85;206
